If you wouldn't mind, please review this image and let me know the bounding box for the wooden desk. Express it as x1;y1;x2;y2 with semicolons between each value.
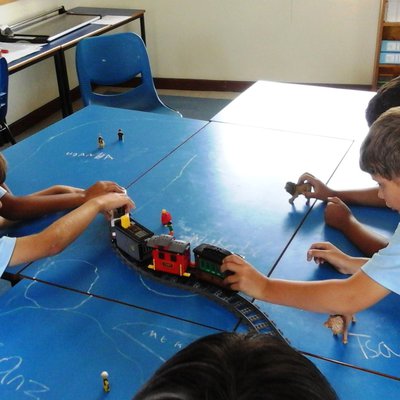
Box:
6;7;146;117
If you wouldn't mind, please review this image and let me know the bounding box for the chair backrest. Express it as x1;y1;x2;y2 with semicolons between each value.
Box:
0;57;8;122
76;32;163;112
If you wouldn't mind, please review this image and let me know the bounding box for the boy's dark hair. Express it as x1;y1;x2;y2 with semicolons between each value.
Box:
360;106;400;179
133;332;338;400
365;76;400;127
0;153;7;184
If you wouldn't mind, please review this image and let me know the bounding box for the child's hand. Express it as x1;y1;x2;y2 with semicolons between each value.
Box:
324;197;355;232
221;255;268;299
84;181;126;201
307;242;364;275
92;192;135;215
297;172;335;201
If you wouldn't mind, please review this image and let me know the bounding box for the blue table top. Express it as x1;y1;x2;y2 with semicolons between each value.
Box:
19;215;243;331
17;120;351;333
3;105;205;274
125;122;353;273
0;279;220;399
310;355;400;399
257;202;400;378
1;83;397;398
3;105;206;192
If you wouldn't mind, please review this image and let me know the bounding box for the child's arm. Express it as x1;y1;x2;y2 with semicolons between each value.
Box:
0;181;125;220
221;255;390;315
8;192;134;266
297;172;386;206
29;185;84;196
325;197;389;256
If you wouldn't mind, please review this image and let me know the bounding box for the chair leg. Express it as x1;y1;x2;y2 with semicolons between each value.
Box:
0;120;16;145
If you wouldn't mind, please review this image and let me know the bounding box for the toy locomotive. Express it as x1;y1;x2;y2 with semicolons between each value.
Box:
110;209;233;288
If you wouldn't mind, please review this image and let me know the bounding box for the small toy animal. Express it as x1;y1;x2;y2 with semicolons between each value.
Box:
324;314;356;344
284;181;312;204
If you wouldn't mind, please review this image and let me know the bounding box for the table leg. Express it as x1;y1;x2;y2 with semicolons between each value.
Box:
54;50;73;118
140;15;146;45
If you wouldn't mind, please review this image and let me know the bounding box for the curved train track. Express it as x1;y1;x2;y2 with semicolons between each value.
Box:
112;244;287;342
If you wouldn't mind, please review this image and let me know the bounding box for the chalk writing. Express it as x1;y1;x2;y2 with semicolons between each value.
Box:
143;330;185;350
0;351;50;399
65;151;114;160
350;333;400;360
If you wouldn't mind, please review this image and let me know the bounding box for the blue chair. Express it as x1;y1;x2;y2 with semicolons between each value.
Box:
0;57;16;145
75;32;181;117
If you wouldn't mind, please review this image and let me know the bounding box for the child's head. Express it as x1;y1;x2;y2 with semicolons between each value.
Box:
133;332;338;400
366;76;400;127
360;106;400;181
0;153;7;184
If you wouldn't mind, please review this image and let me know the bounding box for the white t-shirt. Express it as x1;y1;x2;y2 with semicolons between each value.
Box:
362;222;400;295
0;185;16;277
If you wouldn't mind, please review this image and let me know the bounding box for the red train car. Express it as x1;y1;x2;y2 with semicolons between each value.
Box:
146;235;191;277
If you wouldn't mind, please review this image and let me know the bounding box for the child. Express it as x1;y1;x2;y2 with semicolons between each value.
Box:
296;76;400;258
0;152;126;221
0;190;134;275
221;107;400;326
133;332;338;400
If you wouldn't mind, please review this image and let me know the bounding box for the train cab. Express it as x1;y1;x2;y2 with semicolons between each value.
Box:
146;235;191;277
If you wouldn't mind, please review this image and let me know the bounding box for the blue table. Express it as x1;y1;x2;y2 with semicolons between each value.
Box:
310;355;400;399
18;121;352;332
0;279;220;399
2;82;395;399
256;202;400;378
20;121;352;280
3;105;206;273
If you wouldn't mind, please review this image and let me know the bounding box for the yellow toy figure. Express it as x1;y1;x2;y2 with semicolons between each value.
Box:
120;213;131;229
98;135;105;149
101;371;110;392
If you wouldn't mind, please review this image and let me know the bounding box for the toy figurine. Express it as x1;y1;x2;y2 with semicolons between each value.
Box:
117;128;124;142
284;181;312;204
101;371;110;392
323;314;356;344
98;135;105;149
120;213;131;229
161;209;174;236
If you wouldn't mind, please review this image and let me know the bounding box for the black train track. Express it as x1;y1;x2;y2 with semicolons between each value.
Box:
113;245;287;342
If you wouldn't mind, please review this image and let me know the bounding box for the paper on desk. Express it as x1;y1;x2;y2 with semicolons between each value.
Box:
92;15;132;25
0;42;43;63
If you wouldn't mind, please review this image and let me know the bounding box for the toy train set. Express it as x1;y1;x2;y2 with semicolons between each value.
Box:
109;208;285;337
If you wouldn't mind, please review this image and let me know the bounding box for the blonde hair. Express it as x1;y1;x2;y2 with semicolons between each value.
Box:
360;106;400;180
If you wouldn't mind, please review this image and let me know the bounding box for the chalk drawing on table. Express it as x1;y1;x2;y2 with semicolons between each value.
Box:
65;151;114;160
0;346;50;400
114;322;199;363
0;258;205;389
7;119;119;173
350;333;400;360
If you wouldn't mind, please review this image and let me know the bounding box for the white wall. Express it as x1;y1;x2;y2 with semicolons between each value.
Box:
0;0;380;123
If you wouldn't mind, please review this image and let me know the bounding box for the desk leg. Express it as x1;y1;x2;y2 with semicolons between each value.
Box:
54;50;73;118
140;15;146;45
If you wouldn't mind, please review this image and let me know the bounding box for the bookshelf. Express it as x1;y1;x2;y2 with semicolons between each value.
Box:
373;0;400;89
